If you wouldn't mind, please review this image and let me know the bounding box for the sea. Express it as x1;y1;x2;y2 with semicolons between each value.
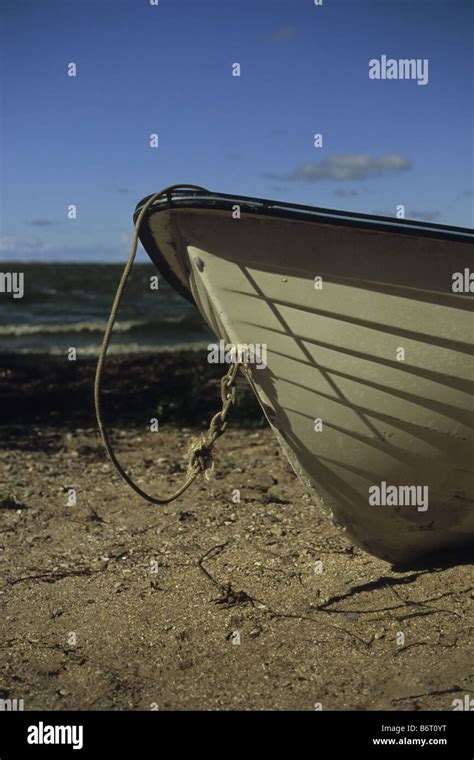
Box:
0;263;212;356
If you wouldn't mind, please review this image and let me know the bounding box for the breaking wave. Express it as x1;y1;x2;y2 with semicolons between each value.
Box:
11;341;209;356
0;320;146;337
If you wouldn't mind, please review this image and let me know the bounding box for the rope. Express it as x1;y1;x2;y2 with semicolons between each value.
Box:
94;184;239;505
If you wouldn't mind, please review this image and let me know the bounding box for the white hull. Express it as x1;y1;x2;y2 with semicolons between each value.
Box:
139;193;474;563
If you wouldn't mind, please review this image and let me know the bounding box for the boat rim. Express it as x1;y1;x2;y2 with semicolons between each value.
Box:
134;187;474;306
134;187;474;243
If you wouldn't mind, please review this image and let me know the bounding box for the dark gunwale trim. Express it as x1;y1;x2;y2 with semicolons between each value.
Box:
134;188;474;243
134;188;474;306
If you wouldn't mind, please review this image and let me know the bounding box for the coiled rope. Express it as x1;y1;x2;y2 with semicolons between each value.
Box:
94;184;239;504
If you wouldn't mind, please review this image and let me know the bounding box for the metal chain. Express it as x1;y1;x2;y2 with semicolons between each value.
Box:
187;361;239;477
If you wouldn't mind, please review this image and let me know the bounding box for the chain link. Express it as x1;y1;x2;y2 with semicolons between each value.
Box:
187;361;240;475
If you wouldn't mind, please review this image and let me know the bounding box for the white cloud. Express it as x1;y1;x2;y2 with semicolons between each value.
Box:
267;154;412;182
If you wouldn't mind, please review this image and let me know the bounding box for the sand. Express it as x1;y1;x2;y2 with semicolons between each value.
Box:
0;354;472;710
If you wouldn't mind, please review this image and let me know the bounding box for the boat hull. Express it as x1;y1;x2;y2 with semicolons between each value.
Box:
139;196;474;564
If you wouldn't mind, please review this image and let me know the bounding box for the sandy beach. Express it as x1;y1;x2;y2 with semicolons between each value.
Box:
0;353;472;711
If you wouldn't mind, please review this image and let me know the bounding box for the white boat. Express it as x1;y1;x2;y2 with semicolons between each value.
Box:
134;186;474;564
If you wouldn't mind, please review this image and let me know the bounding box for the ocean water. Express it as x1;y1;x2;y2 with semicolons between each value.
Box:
0;263;212;355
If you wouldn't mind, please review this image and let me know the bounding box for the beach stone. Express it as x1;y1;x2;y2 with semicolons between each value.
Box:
254;473;277;491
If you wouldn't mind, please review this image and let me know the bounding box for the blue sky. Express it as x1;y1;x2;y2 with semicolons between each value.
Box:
1;0;472;261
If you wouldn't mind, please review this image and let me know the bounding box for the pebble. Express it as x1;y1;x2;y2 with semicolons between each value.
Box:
255;473;277;490
271;526;285;537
